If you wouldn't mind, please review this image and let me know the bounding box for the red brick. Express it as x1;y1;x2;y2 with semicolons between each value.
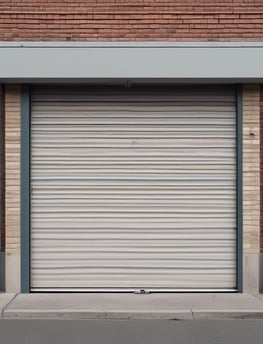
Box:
0;1;263;40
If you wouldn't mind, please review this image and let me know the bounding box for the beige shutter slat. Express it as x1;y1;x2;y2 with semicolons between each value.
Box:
30;85;237;290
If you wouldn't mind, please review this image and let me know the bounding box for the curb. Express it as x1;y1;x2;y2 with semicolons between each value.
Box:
3;310;263;320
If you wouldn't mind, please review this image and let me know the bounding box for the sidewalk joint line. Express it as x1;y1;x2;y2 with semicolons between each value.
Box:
2;294;18;318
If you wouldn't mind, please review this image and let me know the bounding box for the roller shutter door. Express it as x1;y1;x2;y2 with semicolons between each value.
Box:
30;85;237;291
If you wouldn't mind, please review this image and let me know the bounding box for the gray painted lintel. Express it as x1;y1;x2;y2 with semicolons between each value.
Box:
2;78;263;85
1;43;263;81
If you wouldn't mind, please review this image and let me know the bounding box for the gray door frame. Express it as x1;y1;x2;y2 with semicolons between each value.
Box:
20;84;243;293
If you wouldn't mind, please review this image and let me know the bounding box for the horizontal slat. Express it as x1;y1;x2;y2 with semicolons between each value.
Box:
31;232;236;240
32;126;235;132
32;173;235;179
32;143;235;149
32;151;235;158
32;120;235;127
32;169;236;175
29;277;236;288
31;217;236;225
31;220;236;229
31;244;235;251
31;260;236;269
31;200;235;206
32;185;235;190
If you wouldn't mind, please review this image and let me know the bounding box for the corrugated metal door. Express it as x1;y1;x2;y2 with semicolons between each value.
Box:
30;85;237;291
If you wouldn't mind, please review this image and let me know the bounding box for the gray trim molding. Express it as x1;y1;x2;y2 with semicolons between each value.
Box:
260;253;263;293
0;252;4;291
0;85;3;291
236;86;243;292
0;84;2;252
21;85;30;293
1;42;263;82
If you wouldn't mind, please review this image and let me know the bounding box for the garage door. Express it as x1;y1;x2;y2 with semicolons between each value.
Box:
30;85;237;291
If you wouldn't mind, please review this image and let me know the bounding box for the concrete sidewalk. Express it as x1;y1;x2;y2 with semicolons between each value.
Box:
1;293;263;320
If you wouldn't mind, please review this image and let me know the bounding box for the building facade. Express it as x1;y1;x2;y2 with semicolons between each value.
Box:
0;1;262;293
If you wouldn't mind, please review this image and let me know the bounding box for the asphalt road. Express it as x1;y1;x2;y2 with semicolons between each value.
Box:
1;319;263;344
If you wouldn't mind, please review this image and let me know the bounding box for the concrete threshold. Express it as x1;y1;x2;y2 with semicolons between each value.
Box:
1;293;263;320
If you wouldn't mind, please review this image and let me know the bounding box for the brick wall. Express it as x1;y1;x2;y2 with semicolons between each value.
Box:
5;85;20;255
243;85;260;255
0;1;263;41
5;85;21;292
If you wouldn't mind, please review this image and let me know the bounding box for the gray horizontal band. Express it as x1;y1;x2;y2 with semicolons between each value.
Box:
1;42;263;82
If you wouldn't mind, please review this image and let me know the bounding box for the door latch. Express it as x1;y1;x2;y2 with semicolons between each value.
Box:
134;289;150;294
